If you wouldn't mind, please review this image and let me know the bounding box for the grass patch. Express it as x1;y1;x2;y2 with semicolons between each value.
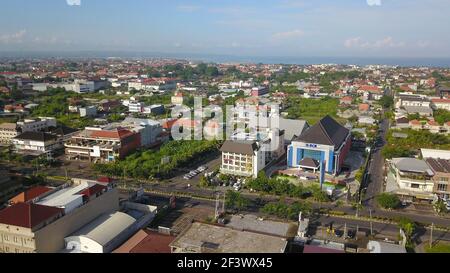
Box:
426;242;450;253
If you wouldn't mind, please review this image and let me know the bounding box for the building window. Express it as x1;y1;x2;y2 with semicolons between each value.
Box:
438;184;448;192
440;177;449;183
410;184;420;189
303;149;323;163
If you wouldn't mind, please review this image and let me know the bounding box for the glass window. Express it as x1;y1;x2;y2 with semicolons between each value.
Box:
438;184;448;192
302;149;323;163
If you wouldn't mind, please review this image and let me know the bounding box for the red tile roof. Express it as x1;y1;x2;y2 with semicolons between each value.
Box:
9;186;53;204
113;230;175;253
90;128;134;140
0;203;63;229
359;85;380;92
79;184;106;197
97;176;114;183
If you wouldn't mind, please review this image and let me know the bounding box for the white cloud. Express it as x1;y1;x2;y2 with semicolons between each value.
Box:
66;0;81;6
367;0;382;6
344;36;405;49
273;29;304;40
0;30;26;44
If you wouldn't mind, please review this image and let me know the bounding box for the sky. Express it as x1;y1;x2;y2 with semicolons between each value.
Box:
1;0;450;58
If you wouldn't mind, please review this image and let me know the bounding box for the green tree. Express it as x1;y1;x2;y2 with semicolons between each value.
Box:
377;193;401;210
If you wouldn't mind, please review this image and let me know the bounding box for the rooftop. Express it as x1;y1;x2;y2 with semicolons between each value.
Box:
0;203;63;229
66;212;136;247
220;140;259;155
392;158;434;175
170;222;288;253
294;115;350;148
226;214;297;238
113;229;175;253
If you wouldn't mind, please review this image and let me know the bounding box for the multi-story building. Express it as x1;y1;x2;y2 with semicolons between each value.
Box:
431;98;450;111
220;140;265;178
12;131;60;158
425;158;450;200
64;127;141;162
128;102;144;113
0;179;119;253
0;123;19;145
250;86;269;97
79;106;97;118
288;116;351;175
17;117;57;133
171;92;184;105
390;158;435;201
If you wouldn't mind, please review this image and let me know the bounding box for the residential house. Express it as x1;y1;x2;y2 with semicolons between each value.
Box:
390;158;435;201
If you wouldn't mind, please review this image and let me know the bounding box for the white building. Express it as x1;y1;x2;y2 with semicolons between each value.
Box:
64;212;136;253
17;117;57;133
220;140;266;178
390;158;435;201
79;106;97;118
128;102;144;113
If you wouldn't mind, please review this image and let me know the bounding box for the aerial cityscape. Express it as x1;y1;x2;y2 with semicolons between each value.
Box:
1;0;450;260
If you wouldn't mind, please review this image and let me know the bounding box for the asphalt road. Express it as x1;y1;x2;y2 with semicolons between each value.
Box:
362;118;390;207
142;191;450;245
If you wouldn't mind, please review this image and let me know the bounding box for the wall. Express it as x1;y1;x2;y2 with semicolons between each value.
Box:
33;188;119;253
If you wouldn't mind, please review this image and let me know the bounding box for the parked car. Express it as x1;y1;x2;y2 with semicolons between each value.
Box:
334;230;343;238
346;230;355;239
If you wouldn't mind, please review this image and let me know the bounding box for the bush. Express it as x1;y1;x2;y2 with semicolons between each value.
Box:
377;193;401;210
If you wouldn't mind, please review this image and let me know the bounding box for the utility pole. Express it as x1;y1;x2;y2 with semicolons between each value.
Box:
222;192;226;214
430;223;434;248
369;208;373;236
344;223;347;240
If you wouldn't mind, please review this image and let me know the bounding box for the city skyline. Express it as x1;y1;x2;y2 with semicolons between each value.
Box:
1;0;450;59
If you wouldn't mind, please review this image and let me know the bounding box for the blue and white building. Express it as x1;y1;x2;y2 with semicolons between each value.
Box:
287;116;352;175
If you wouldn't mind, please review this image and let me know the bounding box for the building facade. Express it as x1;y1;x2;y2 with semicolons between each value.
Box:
288;116;351;175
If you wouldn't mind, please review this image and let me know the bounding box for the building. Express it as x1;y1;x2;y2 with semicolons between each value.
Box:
250;86;270;97
0;171;22;205
367;241;406;253
64;212;136;253
0;179;119;253
120;117;163;147
431;98;450;111
17;117;57;133
424;157;450;200
390;158;435;201
404;106;433;117
128;102;144;113
220;140;265;178
79;106;97;118
64;127;141;162
170;222;288;253
113;229;175;253
9;186;53;205
171;92;184;105
288;116;352;175
278;118;309;145
396;95;431;108
12;131;60;158
0;123;19;145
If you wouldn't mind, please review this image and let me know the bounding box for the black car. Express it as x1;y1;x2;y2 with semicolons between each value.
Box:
346;230;356;239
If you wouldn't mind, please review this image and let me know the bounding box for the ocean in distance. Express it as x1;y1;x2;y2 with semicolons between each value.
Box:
1;51;450;68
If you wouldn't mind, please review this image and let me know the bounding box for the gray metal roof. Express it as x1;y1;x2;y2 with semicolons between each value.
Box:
392;158;434;175
66;212;136;247
294;116;349;148
279;118;309;141
220;140;258;155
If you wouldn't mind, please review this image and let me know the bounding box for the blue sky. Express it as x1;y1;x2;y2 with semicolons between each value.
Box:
0;0;450;58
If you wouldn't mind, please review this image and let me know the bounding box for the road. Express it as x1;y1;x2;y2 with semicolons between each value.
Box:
362;117;390;207
141;191;450;245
